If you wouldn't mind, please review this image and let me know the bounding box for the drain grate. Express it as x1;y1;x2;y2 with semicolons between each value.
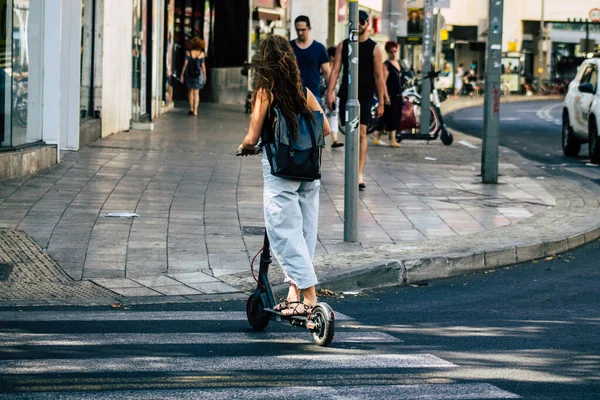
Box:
0;264;12;282
242;226;266;236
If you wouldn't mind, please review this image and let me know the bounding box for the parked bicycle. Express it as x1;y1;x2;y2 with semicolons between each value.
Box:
12;75;28;127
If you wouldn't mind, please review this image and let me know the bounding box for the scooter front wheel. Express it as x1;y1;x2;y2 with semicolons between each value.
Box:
309;304;335;346
440;128;453;145
246;292;270;331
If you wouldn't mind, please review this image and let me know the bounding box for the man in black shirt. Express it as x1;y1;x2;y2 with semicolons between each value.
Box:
290;15;330;99
326;10;385;190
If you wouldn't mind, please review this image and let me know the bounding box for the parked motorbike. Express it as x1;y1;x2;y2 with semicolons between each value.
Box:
399;67;453;145
339;63;453;146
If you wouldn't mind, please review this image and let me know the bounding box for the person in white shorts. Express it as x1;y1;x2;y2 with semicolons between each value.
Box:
320;47;344;148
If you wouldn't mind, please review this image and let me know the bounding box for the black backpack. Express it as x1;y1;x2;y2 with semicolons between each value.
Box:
264;89;325;181
187;58;201;78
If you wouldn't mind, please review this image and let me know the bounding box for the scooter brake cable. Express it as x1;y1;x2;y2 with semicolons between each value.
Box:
250;246;266;290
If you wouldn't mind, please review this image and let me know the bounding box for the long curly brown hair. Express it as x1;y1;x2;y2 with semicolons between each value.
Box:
251;35;312;136
189;37;205;52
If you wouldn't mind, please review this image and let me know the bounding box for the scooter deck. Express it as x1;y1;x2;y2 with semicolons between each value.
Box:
263;308;308;321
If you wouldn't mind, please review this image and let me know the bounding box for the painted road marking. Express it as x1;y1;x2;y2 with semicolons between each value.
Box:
0;354;457;374
0;384;520;399
0;331;401;346
0;310;353;322
536;103;562;126
452;117;521;121
565;167;600;180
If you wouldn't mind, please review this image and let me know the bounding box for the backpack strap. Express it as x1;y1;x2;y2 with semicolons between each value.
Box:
302;110;319;155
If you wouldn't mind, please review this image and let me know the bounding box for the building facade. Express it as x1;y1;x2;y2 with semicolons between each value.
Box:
1;0;177;179
3;0;598;180
439;0;600;89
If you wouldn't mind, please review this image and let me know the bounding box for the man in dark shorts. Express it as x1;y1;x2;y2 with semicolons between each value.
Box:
326;10;385;190
290;15;330;99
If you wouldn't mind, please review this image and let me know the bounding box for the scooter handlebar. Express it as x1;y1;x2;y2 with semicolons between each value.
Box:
236;145;262;156
423;70;441;80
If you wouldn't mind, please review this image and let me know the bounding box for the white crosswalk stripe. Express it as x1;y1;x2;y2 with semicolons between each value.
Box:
0;331;401;346
0;384;521;399
0;354;457;374
0;309;521;399
0;310;353;322
565;166;600;180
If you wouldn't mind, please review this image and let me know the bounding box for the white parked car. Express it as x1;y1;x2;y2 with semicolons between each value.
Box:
562;57;599;163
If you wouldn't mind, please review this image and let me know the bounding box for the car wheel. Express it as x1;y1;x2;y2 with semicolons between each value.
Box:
589;119;600;164
562;112;581;157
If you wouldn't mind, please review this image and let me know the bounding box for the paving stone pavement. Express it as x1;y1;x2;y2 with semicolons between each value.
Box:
0;96;599;304
0;229;114;300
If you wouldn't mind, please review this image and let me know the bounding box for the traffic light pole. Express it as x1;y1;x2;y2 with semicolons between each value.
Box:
344;0;360;242
481;0;504;184
538;0;544;94
419;0;434;135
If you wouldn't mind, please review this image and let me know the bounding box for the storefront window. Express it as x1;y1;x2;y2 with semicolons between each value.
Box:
10;0;29;147
1;0;41;149
80;0;96;119
1;0;12;147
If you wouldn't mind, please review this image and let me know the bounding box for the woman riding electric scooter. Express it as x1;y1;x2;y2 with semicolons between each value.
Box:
237;35;331;318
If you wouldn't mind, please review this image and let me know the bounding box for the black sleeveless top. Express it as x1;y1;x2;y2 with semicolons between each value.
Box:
384;60;402;98
338;38;377;99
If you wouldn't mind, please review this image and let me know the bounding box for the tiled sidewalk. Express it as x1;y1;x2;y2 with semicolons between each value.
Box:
0;100;568;299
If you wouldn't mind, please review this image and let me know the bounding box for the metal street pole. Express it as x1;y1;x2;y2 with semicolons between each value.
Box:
481;0;504;184
585;19;590;53
419;0;434;135
537;0;544;95
389;0;400;41
434;7;442;72
344;0;360;242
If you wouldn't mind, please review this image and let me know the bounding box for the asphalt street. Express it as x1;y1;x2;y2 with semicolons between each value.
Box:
0;240;598;399
445;100;600;183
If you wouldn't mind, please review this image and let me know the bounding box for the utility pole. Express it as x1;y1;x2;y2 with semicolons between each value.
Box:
537;0;544;95
389;0;400;41
419;0;434;135
344;0;360;242
585;19;590;53
434;7;442;72
481;0;504;184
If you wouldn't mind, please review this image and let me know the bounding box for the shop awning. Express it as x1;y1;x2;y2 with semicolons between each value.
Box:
255;7;282;21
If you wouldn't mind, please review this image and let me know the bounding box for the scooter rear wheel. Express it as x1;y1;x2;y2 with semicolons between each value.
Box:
310;305;335;346
246;292;270;331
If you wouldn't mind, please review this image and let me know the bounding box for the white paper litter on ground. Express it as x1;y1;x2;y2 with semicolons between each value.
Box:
342;291;361;296
458;140;478;149
104;212;139;218
424;157;437;161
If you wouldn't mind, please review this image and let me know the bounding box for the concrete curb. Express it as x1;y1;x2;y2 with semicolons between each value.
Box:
439;94;563;115
306;95;597;292
314;225;600;293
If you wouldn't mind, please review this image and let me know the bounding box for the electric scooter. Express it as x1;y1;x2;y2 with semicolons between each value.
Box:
236;146;336;347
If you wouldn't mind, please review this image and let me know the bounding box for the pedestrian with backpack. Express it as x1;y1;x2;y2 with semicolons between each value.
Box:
180;37;206;116
238;34;331;317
